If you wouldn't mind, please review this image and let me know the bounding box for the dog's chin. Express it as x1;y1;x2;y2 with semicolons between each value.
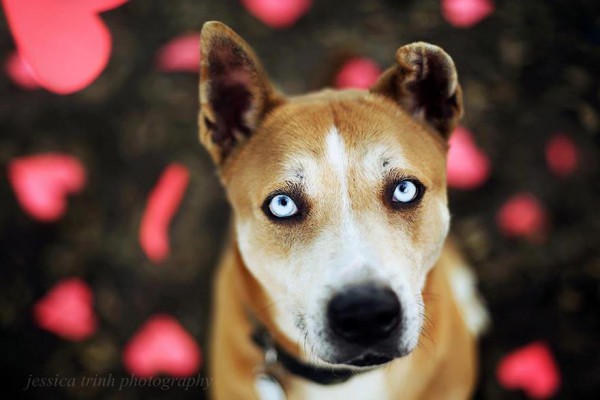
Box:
323;348;412;369
345;352;394;367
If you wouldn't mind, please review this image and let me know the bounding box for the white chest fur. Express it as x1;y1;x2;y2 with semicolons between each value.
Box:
286;368;391;400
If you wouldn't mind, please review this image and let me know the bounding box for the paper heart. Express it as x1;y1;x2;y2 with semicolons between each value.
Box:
155;34;201;73
447;126;491;189
240;0;312;29
441;0;494;28
139;163;190;263
546;134;578;178
8;153;86;222
335;58;381;90
1;0;128;94
497;193;547;240
5;50;40;90
33;278;97;341
497;342;560;399
123;315;201;377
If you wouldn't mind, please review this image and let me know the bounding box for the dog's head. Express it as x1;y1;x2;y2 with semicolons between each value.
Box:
199;22;462;368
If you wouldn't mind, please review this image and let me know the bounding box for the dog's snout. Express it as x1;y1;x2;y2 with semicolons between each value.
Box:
327;284;401;345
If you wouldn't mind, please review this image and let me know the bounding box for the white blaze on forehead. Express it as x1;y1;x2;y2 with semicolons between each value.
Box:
325;127;351;211
325;127;348;178
322;127;367;270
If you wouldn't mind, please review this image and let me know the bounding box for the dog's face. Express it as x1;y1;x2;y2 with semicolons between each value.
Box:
200;22;463;368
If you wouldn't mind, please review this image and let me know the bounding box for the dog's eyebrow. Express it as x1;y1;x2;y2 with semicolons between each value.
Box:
277;153;321;188
262;169;306;197
362;143;411;168
273;169;304;186
291;167;304;180
280;156;310;179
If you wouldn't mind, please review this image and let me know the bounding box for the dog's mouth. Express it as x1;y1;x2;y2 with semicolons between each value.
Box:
345;352;394;367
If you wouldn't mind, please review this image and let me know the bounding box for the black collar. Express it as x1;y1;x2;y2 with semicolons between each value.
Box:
251;327;366;385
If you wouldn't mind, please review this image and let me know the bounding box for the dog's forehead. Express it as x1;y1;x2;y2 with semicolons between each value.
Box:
272;92;446;172
279;127;408;192
228;90;447;194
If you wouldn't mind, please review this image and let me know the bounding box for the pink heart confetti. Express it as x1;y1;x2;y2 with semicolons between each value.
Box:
335;57;381;90
545;134;579;178
497;342;561;399
240;0;312;29
155;33;201;73
447;126;491;190
497;193;547;240
123;315;201;378
139;163;190;263
5;50;40;90
1;0;128;94
441;0;495;28
33;278;97;341
8;153;86;222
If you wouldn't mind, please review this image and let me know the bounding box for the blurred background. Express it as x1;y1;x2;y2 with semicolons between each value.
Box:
1;0;599;399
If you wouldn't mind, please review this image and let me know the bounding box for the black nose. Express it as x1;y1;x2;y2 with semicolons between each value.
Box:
327;284;401;345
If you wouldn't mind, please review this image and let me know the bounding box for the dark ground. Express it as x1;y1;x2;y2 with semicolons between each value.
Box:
1;0;599;399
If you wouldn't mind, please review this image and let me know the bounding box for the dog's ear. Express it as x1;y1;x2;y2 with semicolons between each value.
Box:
199;21;283;165
370;42;463;139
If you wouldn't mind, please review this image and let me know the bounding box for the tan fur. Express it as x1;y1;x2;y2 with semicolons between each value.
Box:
200;21;484;400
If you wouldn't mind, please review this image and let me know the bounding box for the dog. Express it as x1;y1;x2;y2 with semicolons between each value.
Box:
199;21;489;400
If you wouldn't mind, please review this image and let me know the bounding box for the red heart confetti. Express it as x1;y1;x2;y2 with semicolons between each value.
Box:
8;153;87;222
240;0;312;29
447;126;491;190
139;163;190;263
497;342;560;399
1;0;128;94
545;134;579;178
155;33;201;73
335;58;381;90
497;193;547;240
123;315;201;378
441;0;494;28
33;278;97;341
5;50;40;90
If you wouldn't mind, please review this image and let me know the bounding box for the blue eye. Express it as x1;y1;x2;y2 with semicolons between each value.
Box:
392;180;419;203
268;194;299;218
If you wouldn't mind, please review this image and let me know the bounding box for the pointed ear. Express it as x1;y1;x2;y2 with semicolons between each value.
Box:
370;42;463;139
198;21;283;165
